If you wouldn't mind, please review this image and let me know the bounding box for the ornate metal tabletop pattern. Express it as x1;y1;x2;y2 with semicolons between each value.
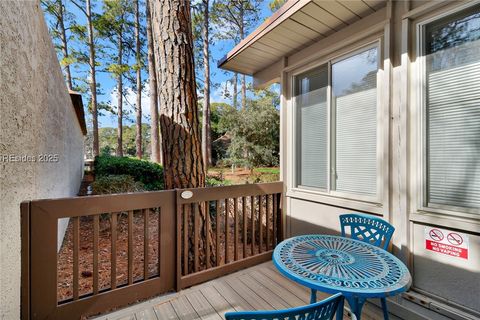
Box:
273;235;411;297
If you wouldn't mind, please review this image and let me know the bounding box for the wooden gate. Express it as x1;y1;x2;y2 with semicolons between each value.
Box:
22;190;176;320
21;182;283;320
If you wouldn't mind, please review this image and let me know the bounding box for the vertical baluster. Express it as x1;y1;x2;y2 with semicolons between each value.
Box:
183;205;188;276
216;200;220;266
144;209;150;279
224;199;229;264
194;203;199;272
242;197;247;259
234;198;238;261
158;207;162;276
111;213;117;289
273;194;277;246
128;211;133;285
250;196;255;255
205;201;210;269
73;216;79;300
259;195;263;253
93;214;99;294
266;195;270;251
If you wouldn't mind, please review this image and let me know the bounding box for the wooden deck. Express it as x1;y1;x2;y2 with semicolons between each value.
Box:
92;261;400;320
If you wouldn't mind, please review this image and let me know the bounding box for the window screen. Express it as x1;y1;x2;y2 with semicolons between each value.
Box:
295;65;328;189
425;7;480;209
332;48;378;196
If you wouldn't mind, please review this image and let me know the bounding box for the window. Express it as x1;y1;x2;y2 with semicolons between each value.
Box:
294;45;379;198
422;6;480;211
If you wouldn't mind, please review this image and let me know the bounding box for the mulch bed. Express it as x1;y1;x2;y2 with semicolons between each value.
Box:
57;199;275;302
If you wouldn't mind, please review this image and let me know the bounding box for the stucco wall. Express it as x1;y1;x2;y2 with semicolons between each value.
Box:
0;1;85;319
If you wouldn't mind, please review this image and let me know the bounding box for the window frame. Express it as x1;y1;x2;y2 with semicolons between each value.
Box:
289;40;383;205
415;3;480;218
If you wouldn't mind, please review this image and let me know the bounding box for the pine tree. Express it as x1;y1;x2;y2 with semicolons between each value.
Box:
134;0;142;158
213;0;261;110
97;0;134;157
146;0;161;164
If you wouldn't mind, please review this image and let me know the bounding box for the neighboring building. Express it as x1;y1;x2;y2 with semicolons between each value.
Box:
0;1;86;319
219;1;479;319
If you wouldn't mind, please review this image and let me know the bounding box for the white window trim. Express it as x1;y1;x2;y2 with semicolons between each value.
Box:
287;39;386;208
414;2;480;219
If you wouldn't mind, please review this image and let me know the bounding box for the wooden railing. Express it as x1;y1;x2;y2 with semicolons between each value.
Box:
176;183;283;289
21;182;283;320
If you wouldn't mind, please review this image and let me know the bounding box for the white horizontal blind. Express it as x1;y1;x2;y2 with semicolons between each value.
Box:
427;60;480;209
335;86;377;195
332;47;378;196
297;88;328;189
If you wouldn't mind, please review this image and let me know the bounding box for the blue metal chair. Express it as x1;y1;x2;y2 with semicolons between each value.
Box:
339;213;395;320
224;293;348;320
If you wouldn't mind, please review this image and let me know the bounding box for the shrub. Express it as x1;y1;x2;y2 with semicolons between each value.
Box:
206;172;232;187
92;175;145;195
94;155;163;190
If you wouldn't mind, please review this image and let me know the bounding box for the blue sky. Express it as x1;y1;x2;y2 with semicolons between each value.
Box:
48;1;275;128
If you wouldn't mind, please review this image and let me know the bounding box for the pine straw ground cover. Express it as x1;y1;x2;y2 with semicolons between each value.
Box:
56;201;275;302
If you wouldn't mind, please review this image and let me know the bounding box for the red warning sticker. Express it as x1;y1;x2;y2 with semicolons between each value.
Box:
425;227;469;260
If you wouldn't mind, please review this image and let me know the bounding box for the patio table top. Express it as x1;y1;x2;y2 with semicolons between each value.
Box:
273;234;412;298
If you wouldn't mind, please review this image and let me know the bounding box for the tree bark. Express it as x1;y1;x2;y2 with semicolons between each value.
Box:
116;30;124;157
201;0;211;167
239;5;246;110
58;0;72;90
233;72;238;109
146;0;161;164
86;0;99;157
150;0;205;189
135;0;142;159
151;0;214;270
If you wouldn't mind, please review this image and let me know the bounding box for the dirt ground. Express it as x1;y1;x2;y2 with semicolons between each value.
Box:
57;198;275;302
208;167;279;184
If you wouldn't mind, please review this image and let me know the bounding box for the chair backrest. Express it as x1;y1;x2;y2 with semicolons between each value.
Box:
339;213;395;250
224;293;343;320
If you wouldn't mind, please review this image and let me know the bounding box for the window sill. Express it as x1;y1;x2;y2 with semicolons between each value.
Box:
286;187;384;215
410;211;480;234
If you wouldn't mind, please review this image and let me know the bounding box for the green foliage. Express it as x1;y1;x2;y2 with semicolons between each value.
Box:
216;86;280;169
206;171;232;187
94;155;163;190
269;0;287;12
92;174;145;194
254;167;280;174
245;172;279;184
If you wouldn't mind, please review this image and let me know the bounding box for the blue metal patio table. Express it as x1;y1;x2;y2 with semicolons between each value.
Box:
273;235;412;320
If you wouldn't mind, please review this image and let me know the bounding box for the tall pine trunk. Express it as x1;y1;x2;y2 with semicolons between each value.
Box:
58;0;72;90
86;0;99;157
135;0;142;158
233;73;238;109
239;6;246;110
116;30;124;157
151;0;214;270
201;0;211;167
146;0;161;163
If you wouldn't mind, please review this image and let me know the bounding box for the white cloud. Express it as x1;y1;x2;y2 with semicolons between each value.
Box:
212;80;233;104
109;83;152;123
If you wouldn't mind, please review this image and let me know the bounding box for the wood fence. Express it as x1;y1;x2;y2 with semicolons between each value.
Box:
21;182;283;320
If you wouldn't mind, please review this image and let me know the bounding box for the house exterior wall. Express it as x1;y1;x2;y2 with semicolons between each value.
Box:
275;1;480;319
0;1;85;319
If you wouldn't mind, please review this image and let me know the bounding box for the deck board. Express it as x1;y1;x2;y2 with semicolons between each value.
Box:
92;261;401;320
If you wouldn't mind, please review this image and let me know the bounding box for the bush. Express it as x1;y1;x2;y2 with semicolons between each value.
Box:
94;155;163;190
206;172;232;187
92;175;145;194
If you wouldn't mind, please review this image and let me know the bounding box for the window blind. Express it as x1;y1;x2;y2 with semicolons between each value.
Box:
427;60;480;209
335;87;377;195
297;88;328;189
332;48;378;196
